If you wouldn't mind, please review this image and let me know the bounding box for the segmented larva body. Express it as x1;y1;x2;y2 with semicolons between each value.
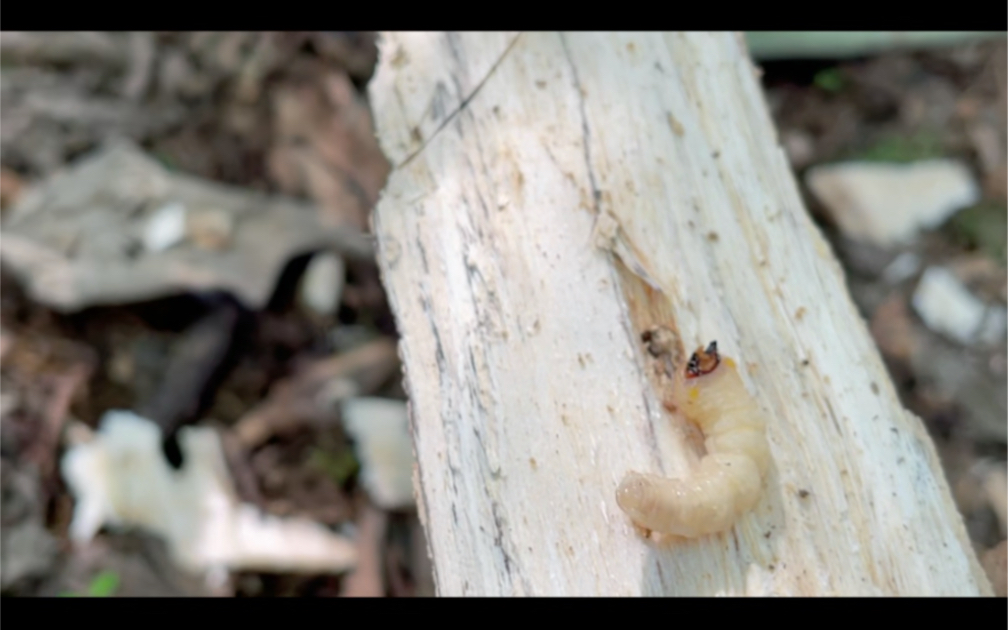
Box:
616;342;771;537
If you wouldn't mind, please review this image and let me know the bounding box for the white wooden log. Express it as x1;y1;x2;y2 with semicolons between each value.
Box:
367;31;993;596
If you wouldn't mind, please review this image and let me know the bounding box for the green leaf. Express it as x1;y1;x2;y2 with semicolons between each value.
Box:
152;151;177;172
87;570;121;597
945;201;1008;263
852;131;945;164
308;447;360;485
813;68;844;93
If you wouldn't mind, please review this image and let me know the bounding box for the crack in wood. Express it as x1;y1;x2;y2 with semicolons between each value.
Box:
398;33;523;170
559;33;602;216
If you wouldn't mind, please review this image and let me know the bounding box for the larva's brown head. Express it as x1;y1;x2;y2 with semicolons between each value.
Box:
685;341;720;379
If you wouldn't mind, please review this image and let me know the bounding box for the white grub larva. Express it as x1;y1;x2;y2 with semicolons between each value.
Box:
616;341;772;537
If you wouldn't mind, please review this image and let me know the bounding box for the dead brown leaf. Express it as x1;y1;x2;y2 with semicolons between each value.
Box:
947;255;1008;303
340;501;386;597
310;33;379;82
0;327;14;362
870;293;919;363
0;167;26;210
0;32;124;68
981;540;1007;596
268;70;390;230
1;330;96;483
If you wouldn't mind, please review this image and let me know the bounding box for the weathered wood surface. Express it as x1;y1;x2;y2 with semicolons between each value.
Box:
367;31;992;596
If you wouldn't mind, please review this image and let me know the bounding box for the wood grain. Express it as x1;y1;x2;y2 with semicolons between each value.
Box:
367;31;992;596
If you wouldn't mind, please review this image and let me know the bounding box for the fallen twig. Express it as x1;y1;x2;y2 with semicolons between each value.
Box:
233;337;399;449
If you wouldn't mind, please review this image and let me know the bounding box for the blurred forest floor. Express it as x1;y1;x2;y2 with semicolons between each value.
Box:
0;32;1004;596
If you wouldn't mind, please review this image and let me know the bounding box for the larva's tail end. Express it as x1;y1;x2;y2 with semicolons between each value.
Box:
617;473;700;539
616;472;653;522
